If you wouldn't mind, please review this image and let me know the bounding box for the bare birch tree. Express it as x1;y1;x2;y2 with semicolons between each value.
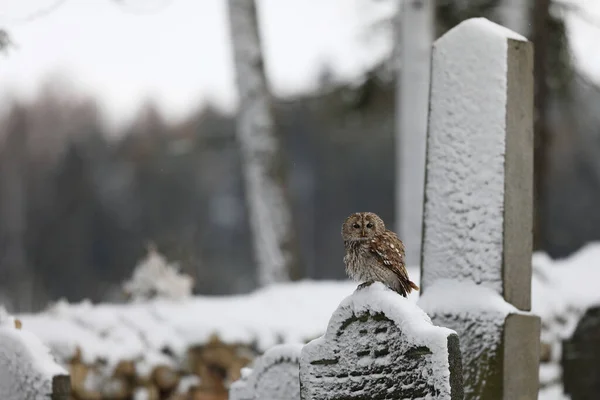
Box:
227;0;300;285
395;0;434;267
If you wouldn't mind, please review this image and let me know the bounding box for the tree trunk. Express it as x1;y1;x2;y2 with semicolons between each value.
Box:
396;0;434;267
532;0;550;251
227;0;301;285
495;0;531;36
0;105;33;312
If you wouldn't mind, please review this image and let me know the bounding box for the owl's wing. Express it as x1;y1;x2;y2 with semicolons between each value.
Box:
368;231;416;293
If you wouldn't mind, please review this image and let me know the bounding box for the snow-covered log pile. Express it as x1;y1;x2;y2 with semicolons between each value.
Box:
0;308;70;400
16;279;360;400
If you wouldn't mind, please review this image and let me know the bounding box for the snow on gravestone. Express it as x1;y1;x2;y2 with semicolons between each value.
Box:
420;18;540;399
299;283;463;399
229;343;303;400
0;309;70;400
562;306;600;400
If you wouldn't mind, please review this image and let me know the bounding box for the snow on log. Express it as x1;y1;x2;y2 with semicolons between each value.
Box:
299;282;463;399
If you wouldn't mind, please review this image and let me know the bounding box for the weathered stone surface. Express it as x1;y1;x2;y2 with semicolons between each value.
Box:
503;313;541;400
420;281;540;400
51;375;71;400
431;312;540;400
229;343;302;400
300;283;463;399
421;17;533;311
562;306;600;400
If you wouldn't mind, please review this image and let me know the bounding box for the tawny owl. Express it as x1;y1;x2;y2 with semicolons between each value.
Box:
342;212;419;297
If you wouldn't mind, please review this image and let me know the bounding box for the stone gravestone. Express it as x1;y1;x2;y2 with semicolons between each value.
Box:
229;343;303;400
0;312;71;400
419;17;540;399
299;282;463;399
562;306;600;400
51;375;71;400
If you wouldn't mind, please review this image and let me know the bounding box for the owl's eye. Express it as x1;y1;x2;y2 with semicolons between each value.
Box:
366;223;374;228
352;223;360;229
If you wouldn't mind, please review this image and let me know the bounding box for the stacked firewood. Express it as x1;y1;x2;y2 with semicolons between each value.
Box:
66;334;256;400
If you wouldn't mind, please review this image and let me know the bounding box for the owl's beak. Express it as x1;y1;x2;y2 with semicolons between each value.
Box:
361;228;366;237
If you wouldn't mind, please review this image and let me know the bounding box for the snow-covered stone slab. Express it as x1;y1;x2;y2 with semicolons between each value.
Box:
299;283;463;399
0;309;70;400
421;17;533;311
420;18;540;399
229;343;302;400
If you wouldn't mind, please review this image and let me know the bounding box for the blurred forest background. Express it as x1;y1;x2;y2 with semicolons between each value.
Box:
0;0;599;311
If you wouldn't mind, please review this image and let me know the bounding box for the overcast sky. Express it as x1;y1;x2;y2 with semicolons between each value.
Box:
0;0;597;129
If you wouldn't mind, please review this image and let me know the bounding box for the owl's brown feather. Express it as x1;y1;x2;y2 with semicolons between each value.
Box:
368;230;419;296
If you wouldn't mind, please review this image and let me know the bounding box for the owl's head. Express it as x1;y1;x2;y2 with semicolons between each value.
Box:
341;212;385;242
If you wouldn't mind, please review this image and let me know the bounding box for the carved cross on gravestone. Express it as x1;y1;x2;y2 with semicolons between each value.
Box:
299;283;463;399
229;343;303;400
419;17;540;400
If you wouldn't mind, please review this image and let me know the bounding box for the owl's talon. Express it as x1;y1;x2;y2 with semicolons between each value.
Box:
357;280;375;290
